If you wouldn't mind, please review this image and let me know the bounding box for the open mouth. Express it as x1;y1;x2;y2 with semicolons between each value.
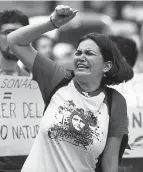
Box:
76;63;89;69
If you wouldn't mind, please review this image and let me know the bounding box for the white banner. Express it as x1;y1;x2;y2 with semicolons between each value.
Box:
113;74;143;158
0;76;44;156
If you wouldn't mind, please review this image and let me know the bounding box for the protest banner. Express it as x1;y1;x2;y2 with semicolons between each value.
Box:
0;76;44;156
113;74;143;158
1;74;143;158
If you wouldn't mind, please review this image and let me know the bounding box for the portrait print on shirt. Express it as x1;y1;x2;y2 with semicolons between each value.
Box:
47;100;103;150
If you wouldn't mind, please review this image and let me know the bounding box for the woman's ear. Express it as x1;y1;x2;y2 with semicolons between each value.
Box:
103;61;112;73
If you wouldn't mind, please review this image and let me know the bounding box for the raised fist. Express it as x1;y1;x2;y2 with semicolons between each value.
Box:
50;5;77;28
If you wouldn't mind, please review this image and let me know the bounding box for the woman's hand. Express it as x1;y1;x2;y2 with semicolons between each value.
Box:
7;5;77;71
50;5;77;28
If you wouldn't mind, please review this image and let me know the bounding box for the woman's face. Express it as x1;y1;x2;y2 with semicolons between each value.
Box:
74;39;105;78
72;115;85;131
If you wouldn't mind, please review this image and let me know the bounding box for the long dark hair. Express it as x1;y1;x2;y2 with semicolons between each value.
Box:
77;33;134;86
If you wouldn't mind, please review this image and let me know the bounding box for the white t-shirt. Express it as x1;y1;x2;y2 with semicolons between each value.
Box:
22;80;109;172
21;53;128;172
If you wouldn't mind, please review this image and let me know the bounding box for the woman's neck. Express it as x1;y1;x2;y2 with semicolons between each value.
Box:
75;75;102;93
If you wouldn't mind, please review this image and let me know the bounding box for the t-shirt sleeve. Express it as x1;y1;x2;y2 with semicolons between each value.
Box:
32;52;69;103
108;89;128;137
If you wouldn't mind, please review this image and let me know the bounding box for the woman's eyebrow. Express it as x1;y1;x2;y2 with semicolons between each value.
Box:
76;49;97;53
85;49;98;54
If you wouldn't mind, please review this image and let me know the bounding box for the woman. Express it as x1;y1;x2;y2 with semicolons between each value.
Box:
7;5;133;172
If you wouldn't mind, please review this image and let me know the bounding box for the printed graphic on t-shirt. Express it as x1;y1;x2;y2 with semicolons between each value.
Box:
48;100;103;149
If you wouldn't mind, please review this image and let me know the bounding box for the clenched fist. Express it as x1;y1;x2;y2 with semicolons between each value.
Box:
50;5;77;28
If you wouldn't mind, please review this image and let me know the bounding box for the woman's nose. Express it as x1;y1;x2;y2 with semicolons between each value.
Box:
77;54;86;62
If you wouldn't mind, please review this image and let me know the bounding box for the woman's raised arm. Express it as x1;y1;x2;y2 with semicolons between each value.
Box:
7;5;77;71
